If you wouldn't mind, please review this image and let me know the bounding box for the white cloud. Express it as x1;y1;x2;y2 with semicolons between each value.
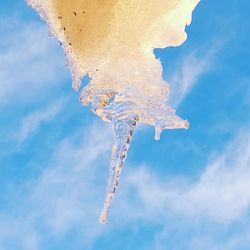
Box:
1;117;250;249
168;45;219;107
0;17;68;106
122;130;250;223
0;121;113;249
14;98;65;143
113;130;250;249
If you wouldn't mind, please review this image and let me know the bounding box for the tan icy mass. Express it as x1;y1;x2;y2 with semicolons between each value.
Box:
27;0;200;224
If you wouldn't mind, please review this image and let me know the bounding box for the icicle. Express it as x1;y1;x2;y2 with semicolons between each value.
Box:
99;118;137;224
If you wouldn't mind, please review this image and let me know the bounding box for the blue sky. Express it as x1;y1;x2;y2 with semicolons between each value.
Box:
1;0;250;249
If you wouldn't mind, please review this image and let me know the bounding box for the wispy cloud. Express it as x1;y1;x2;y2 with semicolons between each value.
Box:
0;121;113;249
0;17;68;106
169;44;220;107
1;121;250;249
116;129;250;249
123;130;250;223
14;98;66;143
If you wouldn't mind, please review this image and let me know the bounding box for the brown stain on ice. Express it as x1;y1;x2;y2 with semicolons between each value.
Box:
49;0;186;94
52;0;117;57
52;0;179;58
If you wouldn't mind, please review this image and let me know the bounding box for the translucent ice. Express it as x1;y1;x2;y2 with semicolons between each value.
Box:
27;0;200;224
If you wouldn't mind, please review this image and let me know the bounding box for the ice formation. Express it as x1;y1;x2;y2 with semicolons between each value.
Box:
27;0;200;224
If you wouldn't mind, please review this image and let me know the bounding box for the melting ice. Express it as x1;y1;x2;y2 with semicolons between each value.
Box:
27;0;200;224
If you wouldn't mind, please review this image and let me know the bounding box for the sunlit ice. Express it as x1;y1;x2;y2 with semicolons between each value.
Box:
27;0;200;224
